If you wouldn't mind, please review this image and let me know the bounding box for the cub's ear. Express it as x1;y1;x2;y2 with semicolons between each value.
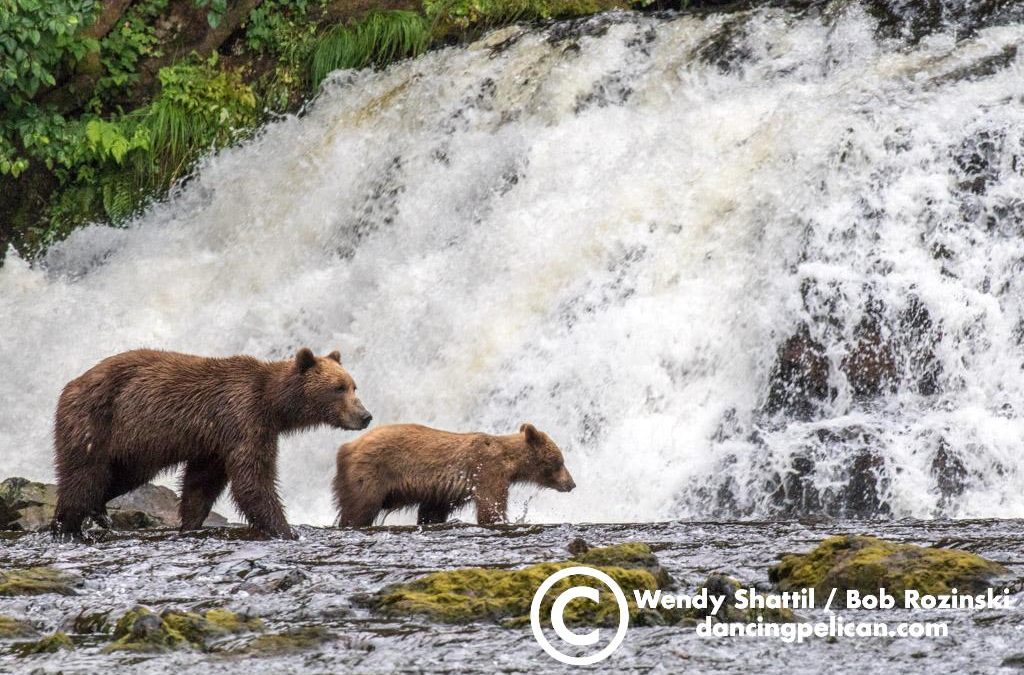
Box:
326;350;342;363
521;423;540;445
296;348;317;372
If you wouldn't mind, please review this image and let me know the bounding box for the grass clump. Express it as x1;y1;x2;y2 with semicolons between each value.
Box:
769;535;1008;607
424;0;630;36
310;10;430;87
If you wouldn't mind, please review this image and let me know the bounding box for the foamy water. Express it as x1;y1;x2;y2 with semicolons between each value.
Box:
2;4;1023;525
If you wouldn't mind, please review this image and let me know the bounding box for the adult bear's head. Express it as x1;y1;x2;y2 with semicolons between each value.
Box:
293;348;372;430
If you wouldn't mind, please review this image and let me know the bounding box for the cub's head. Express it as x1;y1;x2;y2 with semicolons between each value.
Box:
295;348;372;430
519;423;575;492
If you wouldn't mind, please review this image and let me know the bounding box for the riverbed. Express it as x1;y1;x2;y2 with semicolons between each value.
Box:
1;519;1022;673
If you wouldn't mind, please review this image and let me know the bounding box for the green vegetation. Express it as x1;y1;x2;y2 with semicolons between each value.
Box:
311;10;429;86
1;0;647;259
769;535;1008;607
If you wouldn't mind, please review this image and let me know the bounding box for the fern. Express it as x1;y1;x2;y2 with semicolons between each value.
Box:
310;10;429;87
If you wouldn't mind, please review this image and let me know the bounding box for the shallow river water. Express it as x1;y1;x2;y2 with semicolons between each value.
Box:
1;519;1023;673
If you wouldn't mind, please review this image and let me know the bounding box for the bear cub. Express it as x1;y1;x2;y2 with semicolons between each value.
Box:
333;423;575;526
52;347;371;540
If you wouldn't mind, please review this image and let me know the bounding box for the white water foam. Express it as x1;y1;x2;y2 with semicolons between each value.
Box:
2;6;1023;525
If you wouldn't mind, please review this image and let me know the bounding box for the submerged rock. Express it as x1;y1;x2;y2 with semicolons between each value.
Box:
769;535;1007;607
0;567;79;596
686;574;796;624
0;477;227;531
10;631;74;656
234;626;334;655
104;606;263;653
0;615;37;638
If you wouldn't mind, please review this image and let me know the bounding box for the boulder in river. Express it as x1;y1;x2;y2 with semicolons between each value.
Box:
0;477;228;531
104;606;263;653
769;535;1007;607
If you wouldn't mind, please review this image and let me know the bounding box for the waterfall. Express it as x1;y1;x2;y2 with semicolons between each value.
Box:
2;1;1023;525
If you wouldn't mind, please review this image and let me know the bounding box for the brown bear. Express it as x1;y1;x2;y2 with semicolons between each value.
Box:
333;423;575;526
51;348;372;540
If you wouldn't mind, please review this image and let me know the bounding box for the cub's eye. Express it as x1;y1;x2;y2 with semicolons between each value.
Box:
336;384;348;393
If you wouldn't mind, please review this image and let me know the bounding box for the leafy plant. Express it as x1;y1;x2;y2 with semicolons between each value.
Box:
310;10;429;87
0;0;98;176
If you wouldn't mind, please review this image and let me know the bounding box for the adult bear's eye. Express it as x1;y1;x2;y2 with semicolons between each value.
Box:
336;384;348;393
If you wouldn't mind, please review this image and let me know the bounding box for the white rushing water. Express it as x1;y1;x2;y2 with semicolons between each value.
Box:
2;3;1023;525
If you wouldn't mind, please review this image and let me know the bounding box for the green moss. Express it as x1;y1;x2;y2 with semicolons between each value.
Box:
0;615;37;638
374;562;659;626
104;606;262;653
11;631;74;656
0;567;77;597
769;535;1007;607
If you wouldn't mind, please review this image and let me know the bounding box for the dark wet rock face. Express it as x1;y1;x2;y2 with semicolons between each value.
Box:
765;324;831;420
0;477;227;532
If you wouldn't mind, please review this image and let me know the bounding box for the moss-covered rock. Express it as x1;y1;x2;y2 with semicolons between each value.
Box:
0;567;78;596
236;626;332;655
104;606;263;653
769;535;1007;607
360;541;799;628
571;539;675;589
0;615;37;638
10;631;74;656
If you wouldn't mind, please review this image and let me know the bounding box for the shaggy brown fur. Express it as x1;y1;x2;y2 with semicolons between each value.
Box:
333;423;575;526
51;348;372;539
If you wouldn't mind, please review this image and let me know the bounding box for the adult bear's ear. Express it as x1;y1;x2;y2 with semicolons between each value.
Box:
296;348;317;372
327;350;342;363
521;423;540;445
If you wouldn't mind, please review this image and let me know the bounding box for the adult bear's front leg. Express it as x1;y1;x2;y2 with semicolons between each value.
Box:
226;441;295;539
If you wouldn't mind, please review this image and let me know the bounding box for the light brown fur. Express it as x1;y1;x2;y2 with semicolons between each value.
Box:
51;348;371;539
333;423;575;526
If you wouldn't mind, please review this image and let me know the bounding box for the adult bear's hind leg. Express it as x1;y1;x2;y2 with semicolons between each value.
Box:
179;458;228;530
52;460;111;539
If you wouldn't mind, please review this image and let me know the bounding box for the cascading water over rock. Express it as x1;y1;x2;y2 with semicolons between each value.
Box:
2;0;1023;524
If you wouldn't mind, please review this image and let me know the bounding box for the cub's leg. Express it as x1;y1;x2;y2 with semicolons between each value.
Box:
417;501;452;525
226;442;294;540
179;458;228;530
473;477;509;526
339;493;383;527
